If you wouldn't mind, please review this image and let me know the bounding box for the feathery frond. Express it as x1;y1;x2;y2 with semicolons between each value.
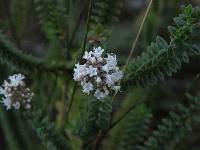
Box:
123;5;200;88
0;31;71;75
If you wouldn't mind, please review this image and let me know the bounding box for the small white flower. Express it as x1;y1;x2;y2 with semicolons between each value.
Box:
93;46;104;57
83;51;93;60
13;101;20;110
102;65;110;73
73;46;123;100
90;57;97;64
82;82;93;94
106;53;117;68
8;73;25;87
112;86;121;92
87;66;97;77
97;57;103;63
94;90;102;99
2;98;12;110
105;74;114;87
110;71;123;82
94;90;108;100
0;74;34;110
73;63;88;81
96;76;102;83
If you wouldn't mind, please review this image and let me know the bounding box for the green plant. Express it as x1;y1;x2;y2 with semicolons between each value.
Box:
0;1;200;150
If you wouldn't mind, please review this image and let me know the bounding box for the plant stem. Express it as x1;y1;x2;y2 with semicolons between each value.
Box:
112;0;153;101
79;0;93;59
124;0;153;72
91;1;154;148
67;2;87;51
2;0;21;49
90;99;146;150
0;106;21;150
65;83;77;120
109;99;146;130
65;0;93;121
91;131;103;150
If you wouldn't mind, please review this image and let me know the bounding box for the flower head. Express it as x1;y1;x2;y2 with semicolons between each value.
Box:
0;74;34;110
73;46;123;100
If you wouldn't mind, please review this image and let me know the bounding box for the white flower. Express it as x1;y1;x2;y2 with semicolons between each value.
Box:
83;51;93;60
73;63;88;81
73;46;123;100
106;53;117;68
93;46;104;57
110;71;123;82
82;82;93;94
102;65;110;73
87;66;97;77
96;76;102;83
8;73;25;87
102;54;118;73
105;74;114;87
112;86;121;92
94;90;102;99
94;89;108;100
0;74;34;110
2;98;11;110
97;57;103;63
13;101;20;110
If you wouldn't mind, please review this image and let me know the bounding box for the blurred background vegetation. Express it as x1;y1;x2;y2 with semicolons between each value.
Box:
0;0;200;150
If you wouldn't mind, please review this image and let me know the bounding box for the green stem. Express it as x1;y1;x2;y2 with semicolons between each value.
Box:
0;107;21;150
112;0;153;101
65;0;93;122
109;99;146;130
67;2;87;51
80;0;93;58
90;1;153;149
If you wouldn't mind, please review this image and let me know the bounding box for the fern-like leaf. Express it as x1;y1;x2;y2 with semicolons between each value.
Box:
0;31;71;75
123;5;200;88
78;98;112;149
24;110;71;150
34;0;68;39
90;0;122;26
116;104;152;150
142;94;200;150
88;0;123;44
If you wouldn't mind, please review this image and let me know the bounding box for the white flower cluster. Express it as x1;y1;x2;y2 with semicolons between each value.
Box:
73;46;123;99
0;74;34;110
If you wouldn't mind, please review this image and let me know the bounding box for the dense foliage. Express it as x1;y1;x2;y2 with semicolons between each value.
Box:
0;0;199;150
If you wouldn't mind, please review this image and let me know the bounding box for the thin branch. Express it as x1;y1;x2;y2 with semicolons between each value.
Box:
124;0;153;72
67;2;87;51
91;131;103;150
65;83;77;120
79;0;93;59
91;1;154;149
65;0;93;121
109;99;146;130
112;0;153;101
90;99;146;150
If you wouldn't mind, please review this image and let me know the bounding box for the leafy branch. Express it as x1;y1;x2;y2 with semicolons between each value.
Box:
142;93;200;150
116;104;152;150
0;31;71;75
24;110;71;150
123;5;200;88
